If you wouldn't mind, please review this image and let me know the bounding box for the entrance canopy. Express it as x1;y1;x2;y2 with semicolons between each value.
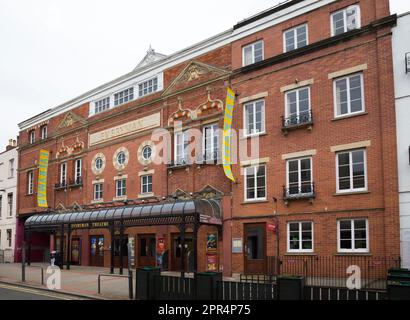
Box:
24;199;222;231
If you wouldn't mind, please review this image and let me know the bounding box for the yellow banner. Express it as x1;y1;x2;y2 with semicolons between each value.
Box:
37;149;49;208
222;87;235;182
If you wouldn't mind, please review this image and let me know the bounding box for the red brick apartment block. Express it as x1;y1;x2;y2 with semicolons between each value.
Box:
16;0;399;278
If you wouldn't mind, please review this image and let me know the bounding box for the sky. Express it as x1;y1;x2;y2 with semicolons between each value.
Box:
0;0;409;149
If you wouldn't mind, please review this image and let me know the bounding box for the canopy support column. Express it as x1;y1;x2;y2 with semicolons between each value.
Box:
193;222;201;276
27;228;32;266
66;226;71;270
110;222;115;274
60;224;64;270
179;218;186;279
119;220;124;275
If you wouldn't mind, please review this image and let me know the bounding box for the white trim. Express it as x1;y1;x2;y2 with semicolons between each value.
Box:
330;5;361;37
284;86;311;118
242;40;264;67
287;221;314;253
333;73;365;118
93;182;104;201
19;0;337;130
243;164;267;202
335;149;368;194
286;157;313;194
27;171;34;195
140;174;153;195
74;158;82;180
243;99;266;138
60;162;67;185
337;218;369;253
283;23;309;53
202;123;219;161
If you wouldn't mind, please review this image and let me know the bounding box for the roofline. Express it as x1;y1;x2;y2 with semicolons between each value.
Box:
398;11;410;18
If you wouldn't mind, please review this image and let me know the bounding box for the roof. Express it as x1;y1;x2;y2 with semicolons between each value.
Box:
25;199;222;229
135;47;167;70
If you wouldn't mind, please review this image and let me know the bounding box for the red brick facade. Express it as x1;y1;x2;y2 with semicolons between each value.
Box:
16;0;399;276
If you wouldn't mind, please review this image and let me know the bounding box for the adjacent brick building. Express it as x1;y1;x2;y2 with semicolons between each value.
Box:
16;0;400;278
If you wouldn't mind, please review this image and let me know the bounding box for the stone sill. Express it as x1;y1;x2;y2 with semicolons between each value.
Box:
331;112;368;122
241;200;269;205
334;253;372;256
284;253;317;256
333;191;370;196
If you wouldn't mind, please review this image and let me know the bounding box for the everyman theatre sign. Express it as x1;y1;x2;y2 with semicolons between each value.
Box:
37;149;50;208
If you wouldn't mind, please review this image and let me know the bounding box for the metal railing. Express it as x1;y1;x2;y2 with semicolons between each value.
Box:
98;272;133;300
282;110;313;129
283;183;315;200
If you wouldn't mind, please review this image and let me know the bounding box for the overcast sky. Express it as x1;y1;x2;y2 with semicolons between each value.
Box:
0;0;408;149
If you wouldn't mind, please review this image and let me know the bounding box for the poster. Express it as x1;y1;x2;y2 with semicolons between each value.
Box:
156;236;166;268
206;254;218;272
37;149;50;208
206;232;218;254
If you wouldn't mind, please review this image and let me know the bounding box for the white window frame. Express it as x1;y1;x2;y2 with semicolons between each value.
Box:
142;145;153;161
6;229;12;247
60;162;67;186
141;175;153;194
117;151;126;166
287;221;314;253
29;130;35;144
337;218;369;253
114;87;134;106
93;183;103;201
202;123;219;161
95;157;104;171
116;179;127;198
331;5;361;36
41;125;48;140
336;149;367;193
75;159;82;182
7;193;13;217
28;171;34;195
286;157;313;195
333;73;365;118
94;96;111;114
285;86;311;118
244;165;267;202
8;159;14;178
243;99;266;137
283;24;308;53
242;40;264;67
138;76;158;98
174;131;189;165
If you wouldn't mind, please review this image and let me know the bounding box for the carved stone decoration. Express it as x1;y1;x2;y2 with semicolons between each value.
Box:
56;140;73;159
91;153;106;175
195;185;224;199
137;140;156;166
172;189;192;200
193;88;224;119
56;203;67;213
72;136;85;153
167;98;193;126
58;112;86;129
113;147;130;171
162;60;231;97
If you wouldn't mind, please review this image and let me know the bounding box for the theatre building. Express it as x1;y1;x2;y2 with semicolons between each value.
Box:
17;0;401;277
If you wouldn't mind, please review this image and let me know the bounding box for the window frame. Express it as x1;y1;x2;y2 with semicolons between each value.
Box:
174;131;189;165
28;171;34;195
6;229;12;247
7;193;13;217
8;159;15;178
138;76;159;98
333;73;365;118
286;157;313;195
115;179;127;198
114;87;134;106
142;145;153;161
244;164;267;202
41;125;48;140
287;221;314;253
94;96;111;114
242;40;264;67
141;175;153;194
243;99;266;138
336;148;368;194
337;218;369;253
330;5;361;37
93;183;104;201
74;158;82;182
202;123;219;161
283;24;308;53
60;162;67;186
284;86;311;118
29;130;36;144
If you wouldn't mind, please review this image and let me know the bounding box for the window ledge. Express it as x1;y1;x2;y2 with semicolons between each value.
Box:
138;193;155;199
240;132;268;140
91;199;104;204
113;196;127;202
241;200;269;205
334;252;371;256
333;191;370;196
332;112;368;121
284;253;317;256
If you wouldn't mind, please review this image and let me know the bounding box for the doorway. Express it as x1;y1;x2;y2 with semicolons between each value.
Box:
113;235;129;268
137;234;156;267
244;224;266;274
171;233;194;272
89;235;104;267
71;237;81;265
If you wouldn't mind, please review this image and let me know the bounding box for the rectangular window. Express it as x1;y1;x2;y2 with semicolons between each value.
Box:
28;171;34;195
286;157;313;196
244;99;265;137
242;40;264;67
60;163;67;186
7;193;13;217
94;183;103;200
116;179;127;197
285;86;311;126
95;97;110;114
141;175;153;194
74;159;82;183
331;5;360;36
244;165;266;201
338;219;368;253
288;222;313;252
334;73;364;117
29;130;35;144
283;24;308;52
114;87;134;106
8;159;14;178
138;77;158;97
203;124;219;161
174;131;189;165
337;149;367;193
7;229;12;247
41;126;48;140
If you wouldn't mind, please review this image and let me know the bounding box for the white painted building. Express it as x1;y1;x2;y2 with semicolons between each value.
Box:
0;140;18;263
393;12;410;269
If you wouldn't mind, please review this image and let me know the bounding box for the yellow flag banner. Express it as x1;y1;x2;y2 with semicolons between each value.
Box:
222;87;235;182
37;149;50;208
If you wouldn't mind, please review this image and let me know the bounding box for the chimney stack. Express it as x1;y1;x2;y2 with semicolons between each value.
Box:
6;139;17;151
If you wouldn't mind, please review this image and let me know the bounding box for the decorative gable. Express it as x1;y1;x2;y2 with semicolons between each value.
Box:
58;112;86;129
162;61;230;97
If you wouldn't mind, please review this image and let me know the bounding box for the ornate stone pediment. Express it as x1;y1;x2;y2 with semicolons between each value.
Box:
172;189;192;200
162;61;230;97
195;185;224;199
58;112;86;129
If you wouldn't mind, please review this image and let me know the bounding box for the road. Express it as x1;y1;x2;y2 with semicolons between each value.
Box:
0;283;84;300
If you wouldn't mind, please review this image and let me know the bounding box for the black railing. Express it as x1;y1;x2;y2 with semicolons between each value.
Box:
266;255;401;290
70;177;83;187
283;183;315;200
197;151;221;164
154;275;196;300
217;281;277;300
282;110;313;129
167;159;191;169
54;181;67;190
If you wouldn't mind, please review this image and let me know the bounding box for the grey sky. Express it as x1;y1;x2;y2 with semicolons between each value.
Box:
0;0;408;149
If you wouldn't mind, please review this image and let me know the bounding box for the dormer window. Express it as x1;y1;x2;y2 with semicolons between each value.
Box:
29;130;36;144
114;87;134;106
95;97;110;114
331;5;360;36
242;40;264;67
138;77;158;97
41;125;48;140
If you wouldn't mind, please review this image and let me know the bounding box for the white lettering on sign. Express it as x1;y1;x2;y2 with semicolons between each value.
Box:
89;112;161;146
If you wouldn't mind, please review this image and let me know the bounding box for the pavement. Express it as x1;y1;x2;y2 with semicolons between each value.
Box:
0;282;85;300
